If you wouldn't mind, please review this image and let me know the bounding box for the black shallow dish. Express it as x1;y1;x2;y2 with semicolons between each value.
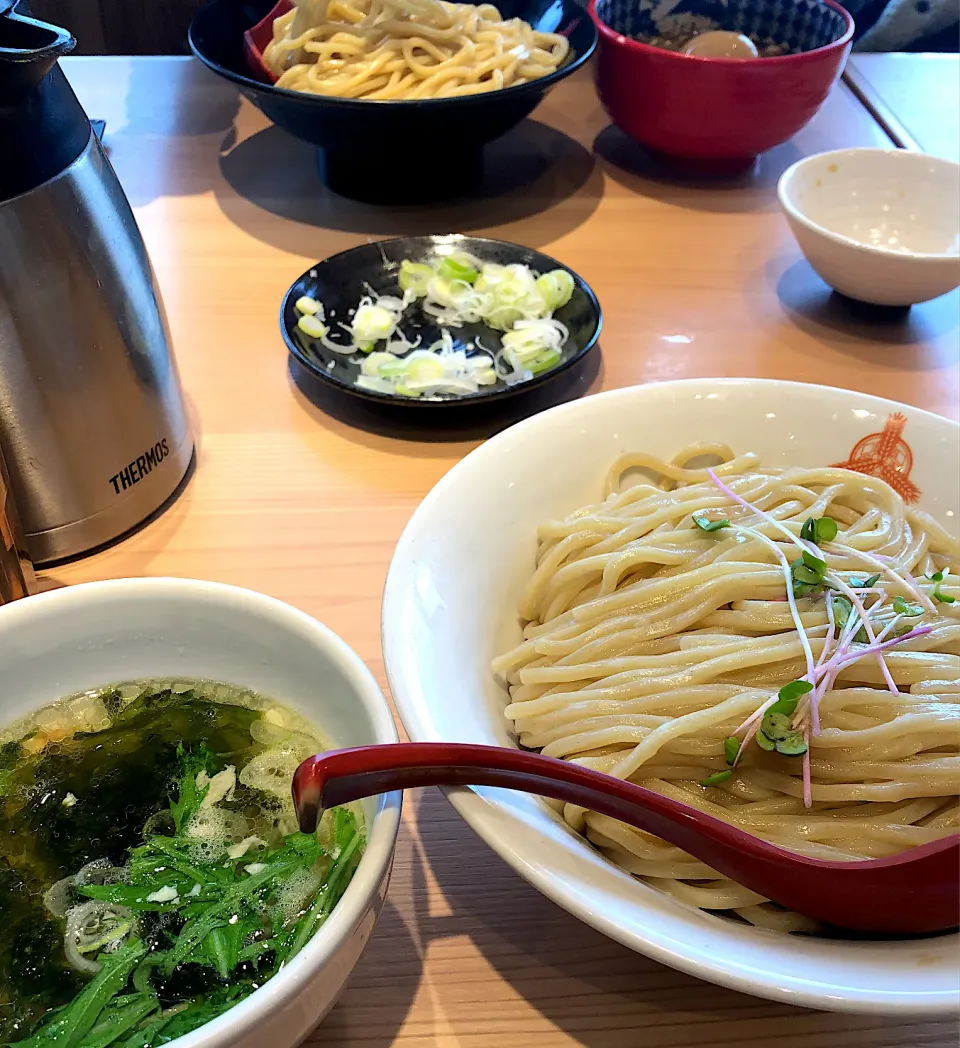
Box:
280;235;602;408
188;0;597;204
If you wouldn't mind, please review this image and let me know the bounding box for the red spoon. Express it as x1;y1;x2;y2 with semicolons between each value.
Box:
293;742;959;935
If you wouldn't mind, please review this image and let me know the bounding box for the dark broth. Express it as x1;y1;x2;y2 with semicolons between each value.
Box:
637;17;790;56
0;682;362;1045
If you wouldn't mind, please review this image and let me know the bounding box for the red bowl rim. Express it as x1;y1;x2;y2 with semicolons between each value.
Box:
587;0;854;63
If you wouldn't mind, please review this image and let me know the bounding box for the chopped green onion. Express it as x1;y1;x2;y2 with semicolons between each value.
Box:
700;770;733;788
693;515;730;533
294;295;321;316
892;595;924;617
296;314;327;339
527;348;562;375
535;270;575;311
437;257;479;284
398;260;434;297
723;736;739;766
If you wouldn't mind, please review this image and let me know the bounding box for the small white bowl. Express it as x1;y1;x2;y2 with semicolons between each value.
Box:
382;378;960;1015
778;147;960;306
0;578;401;1048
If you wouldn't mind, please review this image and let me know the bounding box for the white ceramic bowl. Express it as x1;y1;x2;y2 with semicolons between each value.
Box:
778;147;960;306
0;578;401;1048
382;378;960;1015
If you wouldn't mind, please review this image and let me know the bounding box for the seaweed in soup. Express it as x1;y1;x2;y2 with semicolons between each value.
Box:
0;683;364;1045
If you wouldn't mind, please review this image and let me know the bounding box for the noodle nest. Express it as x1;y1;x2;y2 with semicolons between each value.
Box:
492;446;960;933
262;0;571;99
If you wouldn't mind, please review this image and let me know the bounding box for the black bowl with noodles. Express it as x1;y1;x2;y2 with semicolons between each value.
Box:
188;0;597;204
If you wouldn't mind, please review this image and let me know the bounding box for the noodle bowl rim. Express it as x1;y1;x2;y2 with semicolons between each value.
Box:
188;0;597;109
382;377;960;1015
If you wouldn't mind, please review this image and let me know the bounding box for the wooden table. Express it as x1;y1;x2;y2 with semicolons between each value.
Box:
54;57;959;1047
844;54;960;162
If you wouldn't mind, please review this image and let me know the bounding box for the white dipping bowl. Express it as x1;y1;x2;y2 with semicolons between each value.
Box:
778;147;960;306
382;378;960;1016
0;578;401;1048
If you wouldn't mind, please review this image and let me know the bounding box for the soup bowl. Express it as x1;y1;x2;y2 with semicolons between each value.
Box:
382;378;960;1014
0;577;401;1048
589;0;854;169
778;147;960;306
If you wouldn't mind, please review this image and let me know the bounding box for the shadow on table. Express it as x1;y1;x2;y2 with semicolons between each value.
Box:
773;258;960;362
313;899;423;1047
286;344;604;445
400;789;951;1047
216;118;602;252
592;124;804;215
110;61;242;206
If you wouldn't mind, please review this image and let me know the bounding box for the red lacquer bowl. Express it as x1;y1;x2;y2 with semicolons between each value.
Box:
242;0;289;83
588;0;854;169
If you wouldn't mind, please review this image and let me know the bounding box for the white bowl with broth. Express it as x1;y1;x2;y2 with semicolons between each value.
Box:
0;577;401;1048
382;378;960;1014
778;148;960;306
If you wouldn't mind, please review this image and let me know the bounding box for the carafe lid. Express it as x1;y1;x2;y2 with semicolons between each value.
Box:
0;2;89;203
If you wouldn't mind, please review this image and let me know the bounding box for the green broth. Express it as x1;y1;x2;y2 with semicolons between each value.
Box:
0;682;363;1046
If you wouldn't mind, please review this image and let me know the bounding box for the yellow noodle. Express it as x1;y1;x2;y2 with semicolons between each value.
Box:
494;447;960;931
263;0;569;99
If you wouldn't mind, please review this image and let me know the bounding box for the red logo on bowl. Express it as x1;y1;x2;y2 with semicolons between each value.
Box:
832;412;920;504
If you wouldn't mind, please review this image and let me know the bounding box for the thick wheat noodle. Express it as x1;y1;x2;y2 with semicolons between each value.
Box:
493;445;960;933
262;0;570;98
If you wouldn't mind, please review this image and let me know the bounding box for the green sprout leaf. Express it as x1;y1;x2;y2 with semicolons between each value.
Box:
791;552;828;598
800;517;838;545
692;515;730;533
774;733;809;757
768;680;813;717
850;572;882;589
760;711;795;742
700;770;733;788
892;595;924;617
927;569;956;604
831;595;855;630
723;736;740;766
801;549;828;574
758;705;809;757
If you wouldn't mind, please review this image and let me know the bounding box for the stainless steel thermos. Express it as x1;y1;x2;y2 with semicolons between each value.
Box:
0;2;193;564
